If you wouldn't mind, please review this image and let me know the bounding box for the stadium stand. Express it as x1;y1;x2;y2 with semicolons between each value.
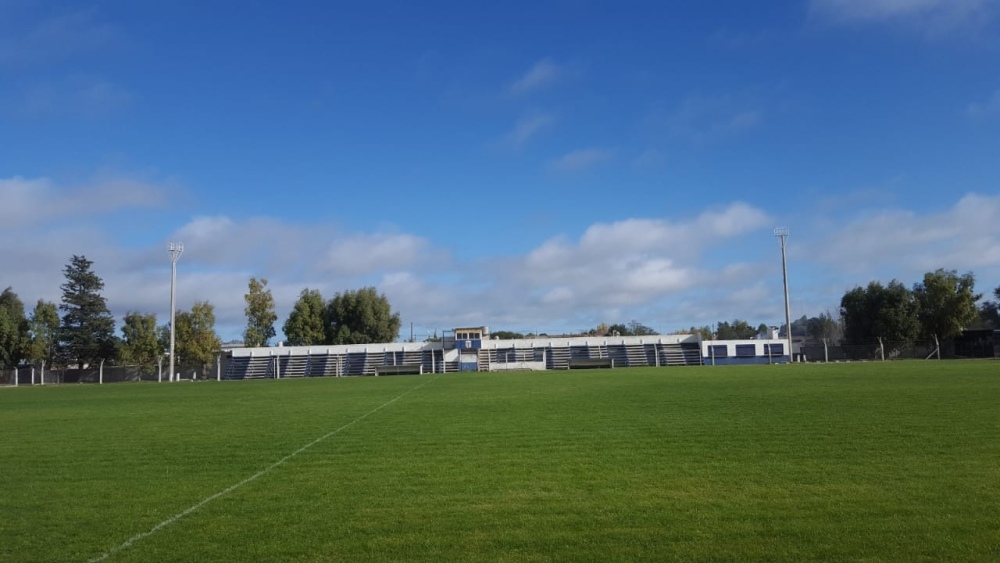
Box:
220;326;792;379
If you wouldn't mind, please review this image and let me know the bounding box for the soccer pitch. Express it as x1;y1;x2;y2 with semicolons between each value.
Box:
1;362;998;562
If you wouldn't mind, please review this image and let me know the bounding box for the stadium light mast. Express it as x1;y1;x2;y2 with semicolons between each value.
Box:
168;242;184;382
774;228;793;362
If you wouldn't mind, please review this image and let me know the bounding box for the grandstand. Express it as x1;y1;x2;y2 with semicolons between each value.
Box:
221;326;793;379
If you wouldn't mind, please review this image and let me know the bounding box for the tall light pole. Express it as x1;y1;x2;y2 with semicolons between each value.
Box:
774;228;793;362
168;242;184;382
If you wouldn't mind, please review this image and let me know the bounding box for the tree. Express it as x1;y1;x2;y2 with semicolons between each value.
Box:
59;255;117;368
173;301;222;373
913;269;980;340
26;299;59;367
692;326;714;340
670;326;714;340
0;287;29;369
607;323;630;336
603;320;658;337
283;288;326;346
119;312;163;368
715;319;757;340
243;277;277;347
586;323;610;336
491;330;525;340
780;315;810;338
627;320;657;336
978;285;1000;328
840;280;920;344
840;286;873;343
324;287;400;345
806;312;842;342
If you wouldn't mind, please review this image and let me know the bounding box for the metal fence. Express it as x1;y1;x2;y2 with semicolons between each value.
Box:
2;364;219;386
800;337;996;362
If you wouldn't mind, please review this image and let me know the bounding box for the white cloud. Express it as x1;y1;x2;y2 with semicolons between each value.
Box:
512;203;773;313
967;89;1000;117
167;214;445;278
0;175;451;339
509;58;565;95
0;174;167;226
548;148;613;172
811;0;985;21
501;113;555;149
175;215;236;241
810;193;1000;276
161;202;775;335
379;271;473;327
322;233;431;276
5;174;997;340
810;0;994;34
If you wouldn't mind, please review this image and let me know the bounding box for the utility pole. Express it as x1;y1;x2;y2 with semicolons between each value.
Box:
774;228;793;362
168;242;184;382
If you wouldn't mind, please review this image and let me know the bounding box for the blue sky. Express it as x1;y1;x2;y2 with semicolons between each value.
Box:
1;0;999;341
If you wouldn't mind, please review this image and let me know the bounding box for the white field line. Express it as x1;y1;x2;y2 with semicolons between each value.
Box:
87;375;438;563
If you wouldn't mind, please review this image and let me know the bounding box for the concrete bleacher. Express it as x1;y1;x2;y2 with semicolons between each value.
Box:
546;346;570;370
624;344;647;366
278;355;308;377
607;345;629;368
223;355;272;379
222;333;707;379
587;344;607;359
307;354;339;377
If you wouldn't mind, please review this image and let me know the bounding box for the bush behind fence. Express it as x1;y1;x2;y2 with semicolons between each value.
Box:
1;364;216;385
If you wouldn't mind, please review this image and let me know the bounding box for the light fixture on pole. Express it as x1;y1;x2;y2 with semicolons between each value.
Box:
774;228;793;362
168;242;184;382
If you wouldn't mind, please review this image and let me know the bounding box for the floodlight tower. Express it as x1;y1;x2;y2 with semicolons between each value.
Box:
774;228;793;362
168;242;184;382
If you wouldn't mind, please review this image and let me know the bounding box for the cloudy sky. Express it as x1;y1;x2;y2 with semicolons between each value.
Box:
1;0;999;341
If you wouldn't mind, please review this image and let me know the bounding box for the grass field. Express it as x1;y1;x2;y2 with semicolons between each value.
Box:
1;362;998;562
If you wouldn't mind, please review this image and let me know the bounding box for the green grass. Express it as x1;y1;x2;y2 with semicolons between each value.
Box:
1;362;999;562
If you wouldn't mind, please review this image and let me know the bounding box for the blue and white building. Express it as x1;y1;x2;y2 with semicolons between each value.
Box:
221;326;794;379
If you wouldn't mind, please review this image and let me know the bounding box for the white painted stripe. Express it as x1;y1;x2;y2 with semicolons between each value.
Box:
87;376;438;562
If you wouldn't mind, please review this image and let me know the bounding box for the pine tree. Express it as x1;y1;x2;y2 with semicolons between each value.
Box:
59;255;117;368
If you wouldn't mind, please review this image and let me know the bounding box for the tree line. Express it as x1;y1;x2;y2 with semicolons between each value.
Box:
839;269;993;344
2;258;996;373
0;256;224;374
0;256;401;373
681;269;996;345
